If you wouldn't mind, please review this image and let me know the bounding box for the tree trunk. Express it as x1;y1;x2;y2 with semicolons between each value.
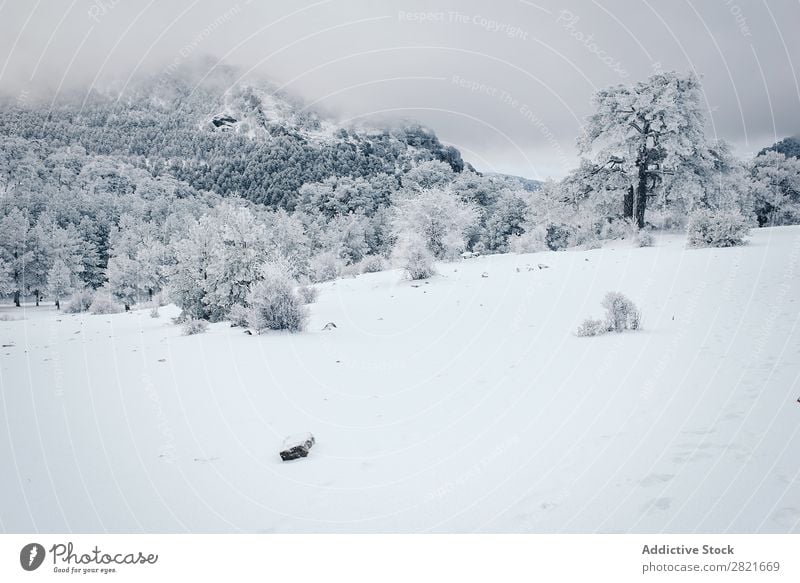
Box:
13;290;20;308
55;299;60;310
35;290;40;307
623;186;634;219
634;160;648;229
124;303;130;312
148;288;153;301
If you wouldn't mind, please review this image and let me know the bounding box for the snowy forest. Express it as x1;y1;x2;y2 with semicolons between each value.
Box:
1;65;799;330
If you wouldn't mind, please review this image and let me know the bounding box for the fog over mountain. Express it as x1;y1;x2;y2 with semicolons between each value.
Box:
1;0;798;179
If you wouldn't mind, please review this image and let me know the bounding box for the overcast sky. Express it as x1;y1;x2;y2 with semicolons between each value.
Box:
1;0;798;179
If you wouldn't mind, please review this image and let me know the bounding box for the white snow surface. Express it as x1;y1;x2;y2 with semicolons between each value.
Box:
2;227;799;533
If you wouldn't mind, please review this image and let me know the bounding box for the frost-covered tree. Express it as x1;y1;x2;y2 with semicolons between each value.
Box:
749;151;800;226
656;139;753;222
320;212;373;264
38;221;87;307
23;222;52;306
202;204;269;319
481;189;530;252
169;220;215;320
579;72;708;228
0;208;32;306
47;259;74;310
296;175;389;219
391;188;478;260
105;214;169;309
262;209;311;277
760;135;800;159
106;255;141;310
402;160;455;192
169;203;269;321
0;257;14;296
49;223;86;279
136;242;169;301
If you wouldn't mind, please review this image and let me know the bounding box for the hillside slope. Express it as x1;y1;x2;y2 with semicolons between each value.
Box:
0;64;468;209
1;226;799;533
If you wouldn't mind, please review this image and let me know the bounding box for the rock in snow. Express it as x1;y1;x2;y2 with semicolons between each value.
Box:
280;432;316;461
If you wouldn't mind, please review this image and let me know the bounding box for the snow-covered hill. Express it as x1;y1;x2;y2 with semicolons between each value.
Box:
2;226;799;533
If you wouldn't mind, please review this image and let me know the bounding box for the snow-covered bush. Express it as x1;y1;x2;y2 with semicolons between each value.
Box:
393;236;436;280
88;290;123;315
576;318;609;337
599;217;635;241
545;223;574;251
602;292;641;332
298;285;319;304
577;292;641;336
63;289;94;313
582;238;603;250
686;209;749;248
181;318;209;335
357;255;387;274
340;263;360;279
309;252;343;283
246;265;308;332
149;303;160;318
509;226;547;254
634;229;654;247
228;303;250;327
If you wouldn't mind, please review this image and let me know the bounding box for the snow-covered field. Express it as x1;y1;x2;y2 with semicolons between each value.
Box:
2;226;799;533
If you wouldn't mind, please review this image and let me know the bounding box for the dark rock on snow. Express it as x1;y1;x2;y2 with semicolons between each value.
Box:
280;432;315;461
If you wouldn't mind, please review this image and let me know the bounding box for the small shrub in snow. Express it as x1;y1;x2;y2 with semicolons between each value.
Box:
63;289;94;313
149;304;160;318
393;236;436;280
340;263;360;279
582;238;603;250
298;285;319;304
576;318;609;337
357;255;387;274
181;318;209;335
88;291;123;315
634;230;654;248
310;252;343;283
602;292;641;332
577;292;641;336
686;209;749;248
228;303;251;327
599;217;635;241
246;265;308;332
